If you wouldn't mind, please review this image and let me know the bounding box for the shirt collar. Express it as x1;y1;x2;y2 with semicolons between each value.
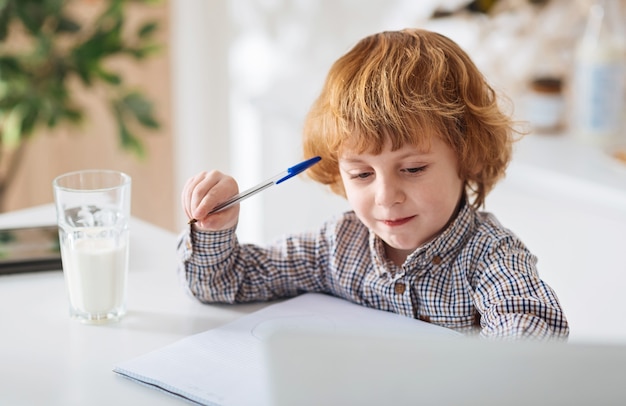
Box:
368;198;475;275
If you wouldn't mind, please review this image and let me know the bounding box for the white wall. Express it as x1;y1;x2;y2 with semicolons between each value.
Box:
170;0;232;229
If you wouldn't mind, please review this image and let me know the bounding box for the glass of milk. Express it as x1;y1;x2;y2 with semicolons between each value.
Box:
53;170;131;324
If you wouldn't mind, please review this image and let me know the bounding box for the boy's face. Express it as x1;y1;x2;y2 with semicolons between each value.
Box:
338;136;464;264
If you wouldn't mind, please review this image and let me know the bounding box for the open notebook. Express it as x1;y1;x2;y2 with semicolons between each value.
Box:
113;293;457;405
115;292;626;405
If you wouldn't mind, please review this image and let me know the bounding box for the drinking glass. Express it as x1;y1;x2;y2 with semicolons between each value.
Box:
53;170;131;324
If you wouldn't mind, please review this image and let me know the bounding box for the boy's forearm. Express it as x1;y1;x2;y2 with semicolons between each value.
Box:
177;227;313;304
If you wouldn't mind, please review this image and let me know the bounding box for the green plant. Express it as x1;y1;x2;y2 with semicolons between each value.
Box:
0;0;161;207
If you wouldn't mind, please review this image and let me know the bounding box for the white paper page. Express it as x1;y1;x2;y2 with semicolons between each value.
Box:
114;293;458;406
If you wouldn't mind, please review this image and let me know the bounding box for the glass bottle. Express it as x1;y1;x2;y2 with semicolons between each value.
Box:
572;0;626;146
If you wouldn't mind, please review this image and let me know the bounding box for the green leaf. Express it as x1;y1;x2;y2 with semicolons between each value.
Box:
20;102;39;135
62;108;82;123
113;100;147;159
0;56;22;76
127;43;162;59
14;0;48;35
138;22;158;38
0;0;13;41
96;68;122;85
56;16;81;33
72;57;95;86
120;121;146;159
98;0;124;23
122;92;160;129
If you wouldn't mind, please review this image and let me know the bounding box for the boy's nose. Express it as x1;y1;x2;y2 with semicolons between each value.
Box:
375;178;405;207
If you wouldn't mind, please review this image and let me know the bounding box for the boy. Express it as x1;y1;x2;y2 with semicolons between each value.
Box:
179;28;569;339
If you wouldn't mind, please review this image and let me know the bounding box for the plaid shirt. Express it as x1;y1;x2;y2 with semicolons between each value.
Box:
178;201;569;340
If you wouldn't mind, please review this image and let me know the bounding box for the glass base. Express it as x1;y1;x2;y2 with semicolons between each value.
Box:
69;307;126;325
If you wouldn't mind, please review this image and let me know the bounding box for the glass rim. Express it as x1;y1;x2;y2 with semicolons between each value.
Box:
53;169;131;192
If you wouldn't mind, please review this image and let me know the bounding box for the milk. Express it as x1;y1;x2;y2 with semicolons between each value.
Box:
62;236;128;317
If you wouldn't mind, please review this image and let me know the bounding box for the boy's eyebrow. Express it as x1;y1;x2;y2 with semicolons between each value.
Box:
338;156;366;164
339;150;433;163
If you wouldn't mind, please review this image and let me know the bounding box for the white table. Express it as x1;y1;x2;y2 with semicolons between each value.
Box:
0;204;267;405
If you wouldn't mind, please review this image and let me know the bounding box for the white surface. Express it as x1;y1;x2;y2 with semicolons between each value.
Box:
267;331;626;406
0;204;267;406
114;293;457;406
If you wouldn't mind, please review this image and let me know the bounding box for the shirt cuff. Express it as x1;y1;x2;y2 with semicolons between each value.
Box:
179;224;238;266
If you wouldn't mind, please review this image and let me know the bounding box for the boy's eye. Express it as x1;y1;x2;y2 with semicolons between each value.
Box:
351;172;372;179
404;166;427;174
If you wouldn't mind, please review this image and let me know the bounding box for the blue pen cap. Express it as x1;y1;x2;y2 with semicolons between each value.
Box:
275;156;322;184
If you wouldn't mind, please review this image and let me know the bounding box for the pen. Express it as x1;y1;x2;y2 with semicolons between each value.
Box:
188;156;322;224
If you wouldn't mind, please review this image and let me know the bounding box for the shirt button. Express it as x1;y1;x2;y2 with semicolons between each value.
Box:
394;283;406;294
432;255;442;265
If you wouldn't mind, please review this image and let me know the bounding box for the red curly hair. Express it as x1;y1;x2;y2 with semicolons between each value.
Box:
302;28;516;209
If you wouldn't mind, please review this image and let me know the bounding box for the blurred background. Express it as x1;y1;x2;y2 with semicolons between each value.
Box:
2;0;621;235
2;0;626;341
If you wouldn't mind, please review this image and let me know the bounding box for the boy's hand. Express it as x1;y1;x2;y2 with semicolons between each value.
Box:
182;171;240;231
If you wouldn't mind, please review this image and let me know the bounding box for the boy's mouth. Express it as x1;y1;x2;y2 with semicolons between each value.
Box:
381;216;415;227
